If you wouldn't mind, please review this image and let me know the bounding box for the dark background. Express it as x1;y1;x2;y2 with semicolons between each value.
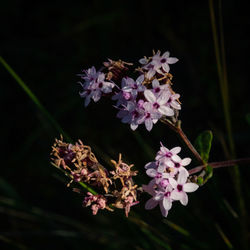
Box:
1;0;250;249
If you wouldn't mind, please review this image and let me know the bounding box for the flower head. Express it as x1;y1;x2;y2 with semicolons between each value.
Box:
143;143;199;217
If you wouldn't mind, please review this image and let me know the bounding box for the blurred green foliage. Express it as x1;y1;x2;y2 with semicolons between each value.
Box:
1;0;250;249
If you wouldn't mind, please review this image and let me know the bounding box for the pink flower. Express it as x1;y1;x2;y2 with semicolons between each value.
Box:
155;143;181;169
140;51;179;78
144;90;174;117
169;169;199;206
145;187;173;217
166;157;191;176
137;102;162;131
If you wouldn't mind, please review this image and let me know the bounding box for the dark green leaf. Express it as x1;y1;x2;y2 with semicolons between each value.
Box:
197;176;204;186
194;130;213;163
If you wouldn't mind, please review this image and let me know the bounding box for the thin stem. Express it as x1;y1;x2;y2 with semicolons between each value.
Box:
160;119;204;164
189;157;250;175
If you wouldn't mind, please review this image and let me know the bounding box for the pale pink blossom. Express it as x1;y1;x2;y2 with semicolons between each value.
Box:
144;90;174;117
169;169;199;206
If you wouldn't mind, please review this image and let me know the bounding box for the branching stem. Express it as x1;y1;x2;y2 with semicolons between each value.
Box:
189;158;250;175
160;118;204;165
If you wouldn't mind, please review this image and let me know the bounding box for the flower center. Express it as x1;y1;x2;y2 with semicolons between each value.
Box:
177;184;183;192
161;58;167;63
98;82;103;88
154;87;160;93
133;84;138;89
164;191;171;197
165;152;172;158
160;179;169;188
156;173;162;179
123;92;131;100
175;163;180;168
153;102;160;109
132;110;139;118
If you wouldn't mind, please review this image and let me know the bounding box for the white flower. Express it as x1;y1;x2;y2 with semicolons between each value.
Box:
155;143;181;168
140;51;179;79
166;93;181;110
169;169;199;206
144;90;174;117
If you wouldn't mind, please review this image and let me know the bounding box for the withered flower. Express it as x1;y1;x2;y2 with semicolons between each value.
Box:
51;137;140;217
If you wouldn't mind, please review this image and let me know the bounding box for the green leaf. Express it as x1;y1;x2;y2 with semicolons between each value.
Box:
194;130;213;163
197;176;204;186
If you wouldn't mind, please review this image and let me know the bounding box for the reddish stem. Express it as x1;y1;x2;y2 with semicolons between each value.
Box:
189;158;250;175
160;119;204;165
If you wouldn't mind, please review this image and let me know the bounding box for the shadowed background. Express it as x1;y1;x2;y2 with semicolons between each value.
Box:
1;0;250;249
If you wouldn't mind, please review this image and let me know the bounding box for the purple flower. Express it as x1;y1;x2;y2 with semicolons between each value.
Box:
112;76;145;107
79;68;115;107
122;75;145;97
116;101;144;130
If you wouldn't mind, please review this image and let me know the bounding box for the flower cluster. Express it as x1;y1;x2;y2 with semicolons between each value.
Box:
79;66;115;107
79;50;181;131
143;143;199;217
51;137;140;216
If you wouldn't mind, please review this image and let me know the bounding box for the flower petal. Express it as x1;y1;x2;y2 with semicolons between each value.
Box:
145;198;158;210
145;118;153;131
167;57;179;64
136;74;144;84
142;183;155;196
171;100;181;110
162;51;170;58
144;161;157;169
170;146;181;154
158;106;174;116
160;201;169;217
154;192;164;201
163;197;172;210
152;79;160;88
180;192;188;206
157;91;171;105
183;183;199;193
170;190;182;200
144;90;156;103
162;63;170;73
139;58;148;64
181;158;191;166
146;69;156;79
130;123;138;130
177;169;188;184
146;168;157;177
157;163;166;173
172;154;181;162
169;178;177;189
